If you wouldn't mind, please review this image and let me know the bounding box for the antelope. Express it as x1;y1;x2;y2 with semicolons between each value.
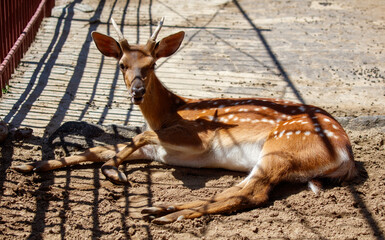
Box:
13;18;357;224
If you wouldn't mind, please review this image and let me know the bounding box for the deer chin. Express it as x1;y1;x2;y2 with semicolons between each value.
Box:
132;96;144;105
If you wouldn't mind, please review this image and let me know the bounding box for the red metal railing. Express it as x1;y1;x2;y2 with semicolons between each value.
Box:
0;0;55;97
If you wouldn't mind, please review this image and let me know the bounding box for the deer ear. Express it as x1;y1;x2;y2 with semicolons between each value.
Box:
92;32;122;59
154;31;185;59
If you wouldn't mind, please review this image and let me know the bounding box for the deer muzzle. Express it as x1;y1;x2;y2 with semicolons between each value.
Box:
130;77;146;104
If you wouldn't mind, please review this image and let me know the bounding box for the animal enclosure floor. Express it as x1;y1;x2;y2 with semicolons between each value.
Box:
0;0;384;239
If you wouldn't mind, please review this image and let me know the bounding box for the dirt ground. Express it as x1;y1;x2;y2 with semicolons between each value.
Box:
1;0;385;239
1;116;384;240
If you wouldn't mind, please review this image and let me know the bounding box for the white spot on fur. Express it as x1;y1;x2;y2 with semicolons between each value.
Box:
220;118;229;123
304;131;311;136
233;117;239;121
225;108;230;113
298;106;306;112
218;105;225;109
228;114;234;119
278;130;286;138
332;124;338;129
295;130;301;135
315;127;321;132
324;130;334;137
286;132;293;138
324;118;331;122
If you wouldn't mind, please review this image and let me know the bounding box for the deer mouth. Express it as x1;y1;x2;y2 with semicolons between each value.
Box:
132;96;144;105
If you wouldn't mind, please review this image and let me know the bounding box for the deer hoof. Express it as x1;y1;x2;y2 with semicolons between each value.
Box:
151;212;188;224
152;215;176;225
142;206;174;215
12;163;35;173
150;209;198;224
101;165;130;185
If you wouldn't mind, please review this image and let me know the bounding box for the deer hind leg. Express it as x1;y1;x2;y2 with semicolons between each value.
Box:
142;182;247;217
142;161;279;224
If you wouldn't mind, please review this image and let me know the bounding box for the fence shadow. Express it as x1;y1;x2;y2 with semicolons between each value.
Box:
2;0;381;239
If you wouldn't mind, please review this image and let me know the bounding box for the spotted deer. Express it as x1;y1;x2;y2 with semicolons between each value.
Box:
13;18;357;224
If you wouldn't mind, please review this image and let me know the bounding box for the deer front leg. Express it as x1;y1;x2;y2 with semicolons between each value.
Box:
12;143;131;173
101;131;159;184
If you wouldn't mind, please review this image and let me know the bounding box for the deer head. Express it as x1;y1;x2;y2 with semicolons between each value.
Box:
91;18;185;105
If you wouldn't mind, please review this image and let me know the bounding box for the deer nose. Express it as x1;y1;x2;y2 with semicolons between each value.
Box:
131;78;146;97
132;86;145;96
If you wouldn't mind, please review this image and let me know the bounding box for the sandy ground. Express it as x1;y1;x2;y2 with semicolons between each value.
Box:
2;117;384;239
0;0;384;239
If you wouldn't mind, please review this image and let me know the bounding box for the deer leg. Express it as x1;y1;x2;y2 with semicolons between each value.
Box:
142;162;279;224
149;168;273;224
12;143;132;173
142;182;247;216
101;131;159;184
12;136;155;174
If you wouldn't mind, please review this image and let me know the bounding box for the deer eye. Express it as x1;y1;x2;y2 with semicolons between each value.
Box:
119;63;125;70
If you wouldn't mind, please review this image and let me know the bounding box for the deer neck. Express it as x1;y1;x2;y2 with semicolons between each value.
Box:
139;72;185;130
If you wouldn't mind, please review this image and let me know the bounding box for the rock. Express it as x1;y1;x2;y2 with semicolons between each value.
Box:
10;127;33;141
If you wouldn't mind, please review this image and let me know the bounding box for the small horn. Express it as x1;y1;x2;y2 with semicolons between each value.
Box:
111;18;129;51
111;18;124;41
150;17;165;41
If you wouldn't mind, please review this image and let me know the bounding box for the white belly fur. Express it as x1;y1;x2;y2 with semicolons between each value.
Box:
139;137;265;172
